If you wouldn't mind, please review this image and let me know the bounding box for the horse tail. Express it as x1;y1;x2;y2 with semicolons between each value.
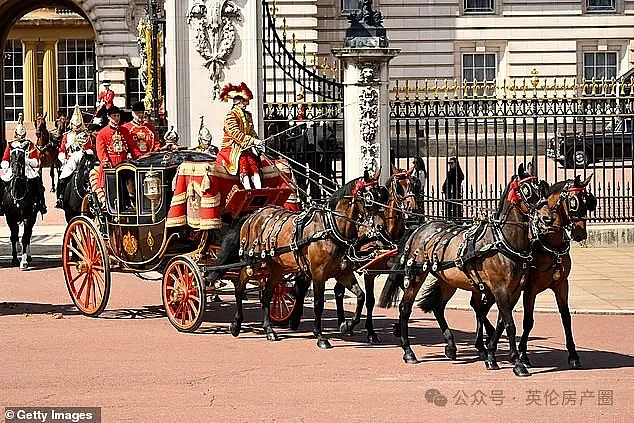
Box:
417;277;442;313
378;227;418;308
204;215;249;284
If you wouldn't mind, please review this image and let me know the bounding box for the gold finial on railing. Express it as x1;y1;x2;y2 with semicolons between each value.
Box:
404;80;410;99
291;33;296;53
591;77;597;96
331;61;338;78
282;17;287;39
271;0;278;21
453;79;459;97
443;79;449;98
394;80;400;100
312;52;318;71
321;57;328;76
433;79;439;98
414;80;420;100
530;68;539;91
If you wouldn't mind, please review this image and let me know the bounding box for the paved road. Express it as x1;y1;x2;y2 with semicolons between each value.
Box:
0;264;633;422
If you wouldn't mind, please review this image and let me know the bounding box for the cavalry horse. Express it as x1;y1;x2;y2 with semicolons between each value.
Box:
35;113;61;192
379;166;557;376
206;172;388;348
60;152;99;223
1;144;40;268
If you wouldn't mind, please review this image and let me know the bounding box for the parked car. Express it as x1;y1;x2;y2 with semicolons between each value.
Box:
547;118;633;168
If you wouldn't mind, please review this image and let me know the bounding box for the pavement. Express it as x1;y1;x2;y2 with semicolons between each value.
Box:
1;176;634;315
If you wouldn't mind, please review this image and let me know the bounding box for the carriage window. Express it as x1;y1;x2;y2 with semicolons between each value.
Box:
587;0;616;12
105;173;118;213
464;0;495;14
118;169;137;214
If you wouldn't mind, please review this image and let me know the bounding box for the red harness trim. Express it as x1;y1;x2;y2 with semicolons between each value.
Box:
352;179;378;196
506;176;536;203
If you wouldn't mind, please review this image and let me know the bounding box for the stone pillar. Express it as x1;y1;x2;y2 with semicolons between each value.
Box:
332;48;399;184
42;41;58;120
22;41;38;122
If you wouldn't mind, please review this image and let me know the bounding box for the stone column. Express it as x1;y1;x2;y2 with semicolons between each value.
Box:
332;48;399;184
42;41;58;120
22;41;38;122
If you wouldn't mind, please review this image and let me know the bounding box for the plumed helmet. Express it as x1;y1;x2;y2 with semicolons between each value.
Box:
164;126;179;145
219;82;254;102
198;116;212;145
70;104;86;131
14;113;26;140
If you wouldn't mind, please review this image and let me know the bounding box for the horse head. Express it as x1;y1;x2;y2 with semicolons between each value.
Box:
77;153;99;195
498;164;556;242
9;145;28;202
546;174;596;242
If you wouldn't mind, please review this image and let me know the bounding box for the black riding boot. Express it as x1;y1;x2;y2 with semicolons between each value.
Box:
56;176;69;208
0;183;4;216
37;177;47;215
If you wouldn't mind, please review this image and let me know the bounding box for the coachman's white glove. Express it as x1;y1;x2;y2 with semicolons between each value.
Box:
253;138;265;153
1;161;8;169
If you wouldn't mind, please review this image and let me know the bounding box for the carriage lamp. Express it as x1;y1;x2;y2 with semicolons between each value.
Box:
143;168;161;222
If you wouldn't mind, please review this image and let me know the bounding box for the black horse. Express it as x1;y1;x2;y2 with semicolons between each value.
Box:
60;152;99;223
1;146;40;268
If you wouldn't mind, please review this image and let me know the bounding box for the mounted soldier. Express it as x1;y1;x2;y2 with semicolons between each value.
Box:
55;105;95;209
122;101;161;154
0;113;47;216
216;82;264;190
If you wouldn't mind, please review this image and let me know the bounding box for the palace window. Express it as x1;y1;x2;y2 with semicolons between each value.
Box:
587;0;616;12
125;68;145;108
464;0;495;13
57;40;96;115
462;53;496;96
342;0;361;15
584;52;618;82
3;40;24;122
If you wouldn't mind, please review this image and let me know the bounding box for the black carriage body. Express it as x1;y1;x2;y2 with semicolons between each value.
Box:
101;150;216;271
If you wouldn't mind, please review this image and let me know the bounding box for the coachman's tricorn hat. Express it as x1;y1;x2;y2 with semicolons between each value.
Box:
219;82;253;102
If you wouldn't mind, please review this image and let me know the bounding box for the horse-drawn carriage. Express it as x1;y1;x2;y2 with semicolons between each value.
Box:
61;149;300;332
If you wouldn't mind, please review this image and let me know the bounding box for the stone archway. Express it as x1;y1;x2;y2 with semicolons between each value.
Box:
0;0;141;149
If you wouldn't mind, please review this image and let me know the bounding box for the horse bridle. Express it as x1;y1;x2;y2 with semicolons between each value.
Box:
8;146;29;203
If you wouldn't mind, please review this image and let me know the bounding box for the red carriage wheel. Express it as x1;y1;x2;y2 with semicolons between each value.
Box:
269;279;297;326
62;216;111;316
162;256;207;332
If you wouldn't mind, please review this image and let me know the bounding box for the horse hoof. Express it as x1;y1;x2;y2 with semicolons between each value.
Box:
485;360;500;371
392;323;401;338
444;345;457;360
568;357;582;369
403;352;418;364
230;322;241;338
339;321;350;335
513;363;531;377
266;331;279;342
317;339;332;349
367;333;380;344
518;353;532;368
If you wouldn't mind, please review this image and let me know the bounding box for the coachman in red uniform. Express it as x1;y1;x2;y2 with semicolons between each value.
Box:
94;105;141;190
123;101;160;154
94;80;115;126
216;82;264;190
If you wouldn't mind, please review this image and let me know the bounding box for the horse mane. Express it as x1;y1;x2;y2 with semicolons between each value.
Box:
495;177;516;219
328;177;361;209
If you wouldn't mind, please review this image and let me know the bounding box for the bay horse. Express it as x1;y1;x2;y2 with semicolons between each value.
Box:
379;166;556;377
35;113;61;192
206;172;388;348
1;145;40;268
325;164;420;343
60;152;99;223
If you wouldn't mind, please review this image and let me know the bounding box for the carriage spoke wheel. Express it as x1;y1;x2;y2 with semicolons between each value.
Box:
162;256;206;333
62;216;111;316
269;280;297;326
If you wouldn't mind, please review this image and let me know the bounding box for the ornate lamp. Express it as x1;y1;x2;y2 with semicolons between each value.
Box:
143;167;162;222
